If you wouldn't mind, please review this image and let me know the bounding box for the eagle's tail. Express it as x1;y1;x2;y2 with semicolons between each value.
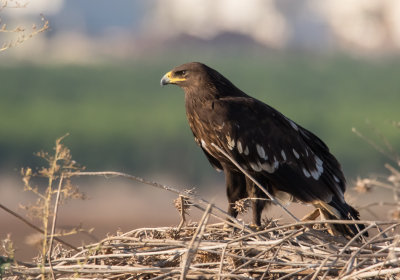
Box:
316;197;367;238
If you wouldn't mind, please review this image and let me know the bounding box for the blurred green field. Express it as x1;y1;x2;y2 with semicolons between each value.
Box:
0;54;399;183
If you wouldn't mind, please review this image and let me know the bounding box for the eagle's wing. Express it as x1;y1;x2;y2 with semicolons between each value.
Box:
200;96;346;204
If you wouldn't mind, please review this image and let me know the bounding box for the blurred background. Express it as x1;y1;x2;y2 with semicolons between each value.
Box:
1;0;399;260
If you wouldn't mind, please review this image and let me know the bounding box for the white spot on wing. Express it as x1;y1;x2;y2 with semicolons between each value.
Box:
249;162;262;172
244;146;249;156
315;156;324;175
256;144;266;159
303;168;311;178
292;148;300;159
333;175;340;183
226;136;235;150
273;156;279;169
237;141;243;154
310;169;320;180
289;120;298;131
201;139;207;148
281;150;287;161
307;156;324;180
261;162;275;173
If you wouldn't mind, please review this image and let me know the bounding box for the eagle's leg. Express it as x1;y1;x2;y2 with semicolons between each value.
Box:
245;177;267;227
223;169;247;222
318;207;342;236
251;199;265;227
301;208;321;221
301;207;341;236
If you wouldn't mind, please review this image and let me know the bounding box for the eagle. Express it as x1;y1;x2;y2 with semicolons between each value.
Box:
161;62;365;237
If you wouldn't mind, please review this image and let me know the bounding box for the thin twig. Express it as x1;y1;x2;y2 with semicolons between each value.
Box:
180;203;212;280
352;127;396;162
67;171;259;236
177;195;187;230
217;244;228;280
0;203;78;251
47;175;64;280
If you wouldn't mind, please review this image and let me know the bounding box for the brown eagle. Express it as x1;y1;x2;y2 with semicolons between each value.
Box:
161;62;364;237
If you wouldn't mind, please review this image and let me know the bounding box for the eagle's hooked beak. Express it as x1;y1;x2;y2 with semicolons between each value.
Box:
160;70;187;87
160;71;171;86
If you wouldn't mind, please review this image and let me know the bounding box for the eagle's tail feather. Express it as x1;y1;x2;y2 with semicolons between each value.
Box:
316;197;367;238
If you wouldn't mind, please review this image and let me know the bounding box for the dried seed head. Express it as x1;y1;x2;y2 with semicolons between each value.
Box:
174;195;191;213
233;198;251;214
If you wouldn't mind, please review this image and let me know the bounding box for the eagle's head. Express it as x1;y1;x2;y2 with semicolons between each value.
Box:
161;62;245;98
160;62;210;89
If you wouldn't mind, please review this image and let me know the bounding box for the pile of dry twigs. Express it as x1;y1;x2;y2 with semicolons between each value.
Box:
6;199;400;279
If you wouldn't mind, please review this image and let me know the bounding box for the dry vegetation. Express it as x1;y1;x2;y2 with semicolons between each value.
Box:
0;0;49;52
0;129;399;280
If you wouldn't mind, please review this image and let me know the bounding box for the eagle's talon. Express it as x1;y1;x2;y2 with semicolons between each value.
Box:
249;224;262;231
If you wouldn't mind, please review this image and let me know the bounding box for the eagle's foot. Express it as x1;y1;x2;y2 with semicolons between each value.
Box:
301;208;341;236
318;208;341;236
248;223;262;231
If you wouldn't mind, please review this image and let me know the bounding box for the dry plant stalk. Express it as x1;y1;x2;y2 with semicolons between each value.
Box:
0;0;49;52
174;195;192;230
19;134;86;280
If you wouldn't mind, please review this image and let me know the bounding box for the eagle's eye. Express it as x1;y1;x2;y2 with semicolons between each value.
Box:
175;70;187;76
